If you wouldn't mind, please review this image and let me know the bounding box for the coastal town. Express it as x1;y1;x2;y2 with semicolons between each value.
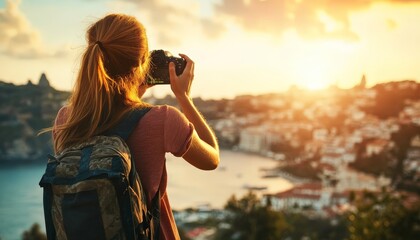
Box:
148;75;420;239
1;74;419;239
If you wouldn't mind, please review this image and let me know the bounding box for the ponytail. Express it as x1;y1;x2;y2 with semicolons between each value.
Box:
53;14;149;152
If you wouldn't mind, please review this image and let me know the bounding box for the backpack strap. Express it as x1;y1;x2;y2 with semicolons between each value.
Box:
150;190;161;240
107;106;161;240
105;107;152;141
105;107;151;187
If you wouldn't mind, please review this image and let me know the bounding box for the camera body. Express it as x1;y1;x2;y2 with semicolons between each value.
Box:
146;50;186;85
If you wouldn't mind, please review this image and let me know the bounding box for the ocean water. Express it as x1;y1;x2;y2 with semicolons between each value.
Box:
0;150;292;240
0;164;45;240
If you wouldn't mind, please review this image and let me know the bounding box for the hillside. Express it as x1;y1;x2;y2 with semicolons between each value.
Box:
0;74;69;162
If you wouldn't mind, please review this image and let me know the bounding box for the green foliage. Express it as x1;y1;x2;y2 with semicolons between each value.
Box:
210;189;419;240
391;124;420;182
283;213;348;240
21;223;47;240
214;192;350;240
362;81;420;119
214;192;289;240
350;151;395;177
351;124;420;192
348;188;420;240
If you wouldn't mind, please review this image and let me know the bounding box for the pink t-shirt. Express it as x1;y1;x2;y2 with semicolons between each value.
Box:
54;105;194;240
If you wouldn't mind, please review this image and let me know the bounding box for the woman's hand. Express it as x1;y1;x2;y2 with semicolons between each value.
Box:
169;54;194;99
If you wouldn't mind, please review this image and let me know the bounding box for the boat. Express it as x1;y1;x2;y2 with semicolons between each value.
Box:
242;184;268;191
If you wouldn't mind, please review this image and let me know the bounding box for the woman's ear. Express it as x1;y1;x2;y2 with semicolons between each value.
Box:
138;83;153;98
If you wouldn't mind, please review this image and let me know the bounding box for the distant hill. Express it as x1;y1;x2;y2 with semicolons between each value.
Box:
0;73;69;162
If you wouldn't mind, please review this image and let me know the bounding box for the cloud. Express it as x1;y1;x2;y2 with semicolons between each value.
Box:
200;18;226;39
0;0;66;58
211;0;367;41
212;0;420;41
123;0;226;46
122;0;420;44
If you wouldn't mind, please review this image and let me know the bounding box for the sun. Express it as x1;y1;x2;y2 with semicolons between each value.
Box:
296;62;332;91
306;81;329;91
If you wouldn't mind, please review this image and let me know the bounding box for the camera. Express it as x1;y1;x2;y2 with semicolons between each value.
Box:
146;50;186;85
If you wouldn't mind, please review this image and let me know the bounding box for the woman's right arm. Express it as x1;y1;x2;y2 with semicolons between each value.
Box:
169;54;220;170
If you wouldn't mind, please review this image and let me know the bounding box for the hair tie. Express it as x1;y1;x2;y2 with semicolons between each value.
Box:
95;41;104;51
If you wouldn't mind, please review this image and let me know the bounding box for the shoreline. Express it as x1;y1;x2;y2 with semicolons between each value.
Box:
0;149;308;185
0;149;308;187
261;169;311;184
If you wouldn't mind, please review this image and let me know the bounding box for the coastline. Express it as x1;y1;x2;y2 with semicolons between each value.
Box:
0;149;306;185
0;149;308;185
261;168;311;184
234;149;312;184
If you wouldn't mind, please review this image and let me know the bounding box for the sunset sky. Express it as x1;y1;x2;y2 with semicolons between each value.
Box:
1;0;419;99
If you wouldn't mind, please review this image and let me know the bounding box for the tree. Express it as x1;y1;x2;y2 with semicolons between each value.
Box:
348;188;420;240
390;124;420;185
362;81;420;119
214;192;289;240
283;212;348;240
22;223;47;240
350;151;395;177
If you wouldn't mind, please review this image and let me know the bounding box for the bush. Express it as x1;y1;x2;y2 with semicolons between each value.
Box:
21;223;46;240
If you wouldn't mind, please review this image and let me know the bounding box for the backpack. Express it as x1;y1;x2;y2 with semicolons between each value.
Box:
39;107;160;240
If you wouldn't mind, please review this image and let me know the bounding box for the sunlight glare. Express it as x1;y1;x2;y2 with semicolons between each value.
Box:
296;57;332;91
317;10;343;33
306;81;328;91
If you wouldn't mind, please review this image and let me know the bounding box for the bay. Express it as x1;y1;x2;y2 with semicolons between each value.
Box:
0;150;292;240
166;150;293;209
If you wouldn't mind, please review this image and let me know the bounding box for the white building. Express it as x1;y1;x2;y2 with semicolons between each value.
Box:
265;182;332;211
404;147;420;180
238;126;282;153
334;168;391;192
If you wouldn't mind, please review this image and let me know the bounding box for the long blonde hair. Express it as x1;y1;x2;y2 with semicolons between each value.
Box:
54;14;150;152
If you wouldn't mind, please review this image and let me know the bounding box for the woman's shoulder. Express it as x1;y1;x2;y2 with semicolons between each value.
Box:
146;104;183;118
58;105;69;115
55;105;70;126
141;104;189;129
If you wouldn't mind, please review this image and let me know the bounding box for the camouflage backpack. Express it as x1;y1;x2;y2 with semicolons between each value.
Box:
39;107;160;240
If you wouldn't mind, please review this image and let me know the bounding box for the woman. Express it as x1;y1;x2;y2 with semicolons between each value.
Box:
53;14;220;239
